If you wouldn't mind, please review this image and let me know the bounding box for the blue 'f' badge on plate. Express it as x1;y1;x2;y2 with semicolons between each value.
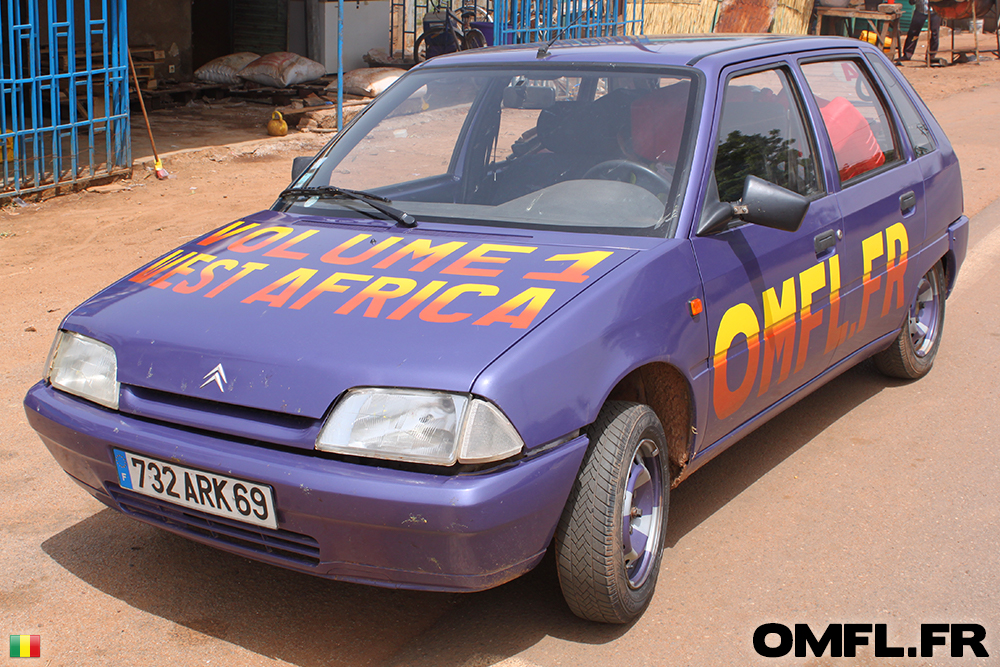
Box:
114;449;133;489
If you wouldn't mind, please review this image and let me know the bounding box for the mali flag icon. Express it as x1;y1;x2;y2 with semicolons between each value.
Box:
9;635;41;658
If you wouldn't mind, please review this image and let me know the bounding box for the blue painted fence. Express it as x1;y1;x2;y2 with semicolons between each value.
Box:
1;0;130;198
496;0;644;46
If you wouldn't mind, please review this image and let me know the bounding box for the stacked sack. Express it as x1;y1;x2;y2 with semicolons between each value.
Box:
195;52;326;87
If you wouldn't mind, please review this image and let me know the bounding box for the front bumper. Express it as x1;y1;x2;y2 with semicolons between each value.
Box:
24;382;589;592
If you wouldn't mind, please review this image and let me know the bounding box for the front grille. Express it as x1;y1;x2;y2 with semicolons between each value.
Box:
108;484;320;566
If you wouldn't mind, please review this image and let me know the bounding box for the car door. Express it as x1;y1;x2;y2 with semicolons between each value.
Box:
797;56;927;364
692;62;845;450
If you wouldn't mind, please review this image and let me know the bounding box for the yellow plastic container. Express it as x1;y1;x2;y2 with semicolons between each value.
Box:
859;30;893;53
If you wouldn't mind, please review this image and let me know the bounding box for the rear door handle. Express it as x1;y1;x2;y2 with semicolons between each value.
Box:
900;191;917;213
814;229;840;256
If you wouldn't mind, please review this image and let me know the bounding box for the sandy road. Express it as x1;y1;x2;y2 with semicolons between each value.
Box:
2;62;1000;667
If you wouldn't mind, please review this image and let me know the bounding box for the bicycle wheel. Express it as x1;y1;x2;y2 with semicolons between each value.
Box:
412;33;428;63
463;27;487;50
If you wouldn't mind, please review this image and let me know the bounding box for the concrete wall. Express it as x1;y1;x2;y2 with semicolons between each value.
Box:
129;0;192;79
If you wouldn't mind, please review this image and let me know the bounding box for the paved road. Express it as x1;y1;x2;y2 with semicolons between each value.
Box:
4;176;1000;666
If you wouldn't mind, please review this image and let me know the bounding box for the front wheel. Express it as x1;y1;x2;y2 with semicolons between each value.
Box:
555;401;669;624
874;261;946;379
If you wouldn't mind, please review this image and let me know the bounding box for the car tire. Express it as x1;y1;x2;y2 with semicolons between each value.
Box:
874;261;946;380
555;401;669;624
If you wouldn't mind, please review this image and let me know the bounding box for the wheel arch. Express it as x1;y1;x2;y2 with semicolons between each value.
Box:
605;361;695;487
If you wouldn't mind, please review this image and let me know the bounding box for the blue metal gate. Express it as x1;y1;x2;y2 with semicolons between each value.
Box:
496;0;644;46
1;0;130;198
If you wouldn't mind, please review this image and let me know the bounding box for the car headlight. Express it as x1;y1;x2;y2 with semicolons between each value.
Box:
46;330;120;410
316;388;524;466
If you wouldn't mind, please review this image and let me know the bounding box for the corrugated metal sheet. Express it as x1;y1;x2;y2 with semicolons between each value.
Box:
715;0;777;31
233;0;288;55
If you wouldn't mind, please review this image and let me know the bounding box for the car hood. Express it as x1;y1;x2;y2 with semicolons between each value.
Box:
62;210;638;419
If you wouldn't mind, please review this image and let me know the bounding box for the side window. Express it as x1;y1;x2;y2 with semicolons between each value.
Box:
799;59;902;185
713;68;822;203
864;53;936;157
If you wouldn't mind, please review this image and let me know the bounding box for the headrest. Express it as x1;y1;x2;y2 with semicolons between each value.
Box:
630;81;691;163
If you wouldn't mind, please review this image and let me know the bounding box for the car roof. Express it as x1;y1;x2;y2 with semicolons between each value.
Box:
416;34;878;71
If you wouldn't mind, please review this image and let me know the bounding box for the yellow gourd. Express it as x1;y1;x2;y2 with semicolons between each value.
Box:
267;110;288;137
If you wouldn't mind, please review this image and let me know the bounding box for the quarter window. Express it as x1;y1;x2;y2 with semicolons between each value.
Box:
800;59;901;184
713;68;821;203
864;53;936;157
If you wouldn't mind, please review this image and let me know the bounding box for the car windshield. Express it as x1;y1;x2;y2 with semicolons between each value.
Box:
286;64;700;237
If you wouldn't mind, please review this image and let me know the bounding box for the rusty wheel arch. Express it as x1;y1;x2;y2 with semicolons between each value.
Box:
605;362;695;488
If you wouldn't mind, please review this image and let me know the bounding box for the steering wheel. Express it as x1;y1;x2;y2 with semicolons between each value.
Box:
583;160;672;199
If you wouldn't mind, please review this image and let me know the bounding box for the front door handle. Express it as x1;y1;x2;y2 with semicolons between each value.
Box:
900;191;917;213
814;229;840;256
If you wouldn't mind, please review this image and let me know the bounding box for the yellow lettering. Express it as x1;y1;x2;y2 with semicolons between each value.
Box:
712;302;760;420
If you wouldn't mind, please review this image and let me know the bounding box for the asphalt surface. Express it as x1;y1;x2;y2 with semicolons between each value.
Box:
3;173;1000;667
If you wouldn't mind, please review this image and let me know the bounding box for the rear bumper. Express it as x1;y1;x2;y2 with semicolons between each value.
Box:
24;382;588;592
946;215;970;295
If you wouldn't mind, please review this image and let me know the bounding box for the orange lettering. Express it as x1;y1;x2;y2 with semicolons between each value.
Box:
264;230;320;260
129;250;194;284
228;226;294;253
441;244;535;278
386;281;448;320
242;268;318;307
321;234;403;265
204;262;268;298
150;253;216;290
522;251;613;283
336;276;418;317
373;239;467;272
174;259;239;295
473;287;554;328
196;220;260;247
289;272;372;310
419;284;499;323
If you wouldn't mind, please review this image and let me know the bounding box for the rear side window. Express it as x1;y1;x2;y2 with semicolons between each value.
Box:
713;68;822;202
865;53;936;157
799;59;901;185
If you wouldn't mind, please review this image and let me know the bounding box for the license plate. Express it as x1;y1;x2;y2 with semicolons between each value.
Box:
113;449;278;530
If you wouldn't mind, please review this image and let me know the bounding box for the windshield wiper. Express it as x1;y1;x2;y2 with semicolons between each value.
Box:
278;185;417;227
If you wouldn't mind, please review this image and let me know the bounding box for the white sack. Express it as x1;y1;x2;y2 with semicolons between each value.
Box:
194;52;260;85
239;52;326;88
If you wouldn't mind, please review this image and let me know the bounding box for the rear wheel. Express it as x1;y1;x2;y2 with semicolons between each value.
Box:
874;262;946;379
555;401;669;623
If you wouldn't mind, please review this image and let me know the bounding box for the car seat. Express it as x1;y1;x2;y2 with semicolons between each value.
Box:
819;96;885;182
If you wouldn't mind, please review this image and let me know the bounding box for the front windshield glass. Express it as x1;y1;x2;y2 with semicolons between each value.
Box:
287;65;700;236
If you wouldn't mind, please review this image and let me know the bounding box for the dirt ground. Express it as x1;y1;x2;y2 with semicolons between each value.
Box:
2;33;1000;666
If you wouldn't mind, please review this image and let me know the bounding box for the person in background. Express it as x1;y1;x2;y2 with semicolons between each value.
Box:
901;0;943;63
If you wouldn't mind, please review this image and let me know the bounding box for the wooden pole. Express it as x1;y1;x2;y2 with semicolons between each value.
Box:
306;0;324;63
973;0;981;64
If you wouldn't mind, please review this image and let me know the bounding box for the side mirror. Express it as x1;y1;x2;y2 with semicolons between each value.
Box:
291;156;313;182
697;175;810;236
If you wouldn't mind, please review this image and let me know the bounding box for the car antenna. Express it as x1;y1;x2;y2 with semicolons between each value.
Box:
536;15;587;58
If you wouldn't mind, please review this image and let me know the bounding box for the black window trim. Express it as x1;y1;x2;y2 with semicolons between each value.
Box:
695;59;828;236
861;50;938;161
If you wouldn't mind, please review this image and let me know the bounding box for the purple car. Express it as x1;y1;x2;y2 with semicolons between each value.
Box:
25;35;967;623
